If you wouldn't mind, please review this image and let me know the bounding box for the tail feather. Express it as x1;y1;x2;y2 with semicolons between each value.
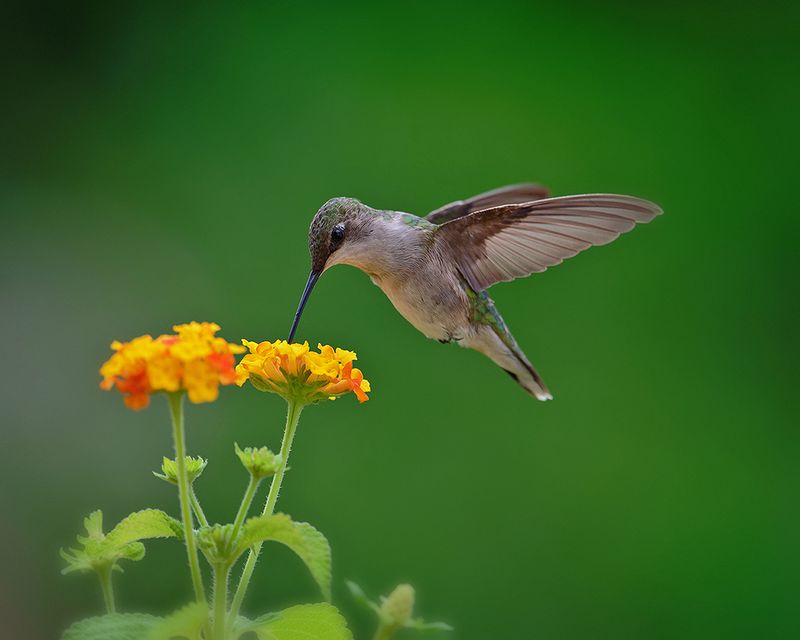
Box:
460;288;552;400
503;346;553;401
462;324;553;401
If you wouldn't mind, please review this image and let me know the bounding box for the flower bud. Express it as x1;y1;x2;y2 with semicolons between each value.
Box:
197;524;237;564
380;584;415;628
234;443;281;480
154;456;207;485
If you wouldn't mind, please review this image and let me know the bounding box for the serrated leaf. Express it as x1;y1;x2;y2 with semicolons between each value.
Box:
83;511;104;540
62;510;182;576
62;614;160;640
148;602;208;640
252;603;352;640
117;542;146;562
105;509;183;548
237;514;331;601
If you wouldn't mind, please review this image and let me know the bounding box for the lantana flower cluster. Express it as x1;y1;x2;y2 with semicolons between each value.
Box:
100;322;245;409
236;340;371;404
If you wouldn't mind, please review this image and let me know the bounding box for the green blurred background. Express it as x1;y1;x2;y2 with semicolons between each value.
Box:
1;2;798;638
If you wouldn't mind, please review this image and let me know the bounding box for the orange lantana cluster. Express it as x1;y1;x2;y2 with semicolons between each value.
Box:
100;322;245;409
236;340;370;404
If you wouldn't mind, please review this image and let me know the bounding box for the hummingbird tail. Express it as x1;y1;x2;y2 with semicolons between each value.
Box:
502;347;553;401
463;326;553;401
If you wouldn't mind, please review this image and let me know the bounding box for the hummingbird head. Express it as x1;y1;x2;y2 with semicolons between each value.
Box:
288;197;368;341
307;197;366;273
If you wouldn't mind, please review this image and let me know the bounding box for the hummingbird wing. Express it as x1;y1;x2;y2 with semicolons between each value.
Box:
435;194;662;291
425;183;550;225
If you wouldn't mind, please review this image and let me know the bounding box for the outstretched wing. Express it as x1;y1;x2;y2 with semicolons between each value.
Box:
425;183;550;225
435;194;662;291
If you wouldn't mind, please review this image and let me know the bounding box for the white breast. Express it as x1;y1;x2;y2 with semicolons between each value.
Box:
373;276;450;341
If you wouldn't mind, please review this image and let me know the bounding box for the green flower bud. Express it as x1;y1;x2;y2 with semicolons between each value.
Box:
234;443;280;480
153;456;207;485
380;584;415;628
197;524;237;564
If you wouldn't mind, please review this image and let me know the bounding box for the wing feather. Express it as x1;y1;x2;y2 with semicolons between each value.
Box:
435;193;662;290
426;183;550;224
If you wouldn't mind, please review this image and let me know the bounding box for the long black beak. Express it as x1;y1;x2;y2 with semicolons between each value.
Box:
288;270;320;342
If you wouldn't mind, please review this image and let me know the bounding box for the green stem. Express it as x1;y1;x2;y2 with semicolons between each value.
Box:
167;392;207;606
231;476;260;542
373;622;398;640
213;563;230;640
98;565;115;614
190;486;210;528
228;400;304;622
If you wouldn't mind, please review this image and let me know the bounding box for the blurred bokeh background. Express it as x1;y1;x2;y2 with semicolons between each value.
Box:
1;2;798;638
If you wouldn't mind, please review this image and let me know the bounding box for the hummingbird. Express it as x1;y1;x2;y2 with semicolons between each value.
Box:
287;184;661;400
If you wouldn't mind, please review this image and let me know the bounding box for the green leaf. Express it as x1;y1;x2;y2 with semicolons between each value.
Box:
60;547;93;574
105;509;183;548
408;619;454;633
148;602;208;640
62;614;160;640
61;510;182;576
345;580;381;615
116;542;146;562
236;514;331;600
252;604;352;640
83;511;104;540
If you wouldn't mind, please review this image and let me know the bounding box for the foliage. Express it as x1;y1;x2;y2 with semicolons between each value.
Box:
62;330;439;639
347;581;452;638
62;614;160;640
236;515;331;600
154;456;208;485
61;509;182;575
149;603;209;640
234;444;280;480
245;603;352;640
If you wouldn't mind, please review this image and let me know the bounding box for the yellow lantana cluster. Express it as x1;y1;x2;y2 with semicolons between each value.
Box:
100;322;245;409
236;340;371;404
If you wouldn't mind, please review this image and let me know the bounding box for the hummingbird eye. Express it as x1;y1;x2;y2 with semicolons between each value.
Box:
330;223;345;244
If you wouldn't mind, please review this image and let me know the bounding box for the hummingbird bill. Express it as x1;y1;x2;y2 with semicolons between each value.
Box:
288;183;661;400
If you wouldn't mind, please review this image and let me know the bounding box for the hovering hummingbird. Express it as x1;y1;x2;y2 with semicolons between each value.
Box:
288;184;661;400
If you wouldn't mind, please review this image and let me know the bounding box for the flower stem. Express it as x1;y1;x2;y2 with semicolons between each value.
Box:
373;624;397;640
213;563;230;640
231;476;260;542
228;400;304;622
98;565;115;614
190;487;210;528
167;392;207;606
